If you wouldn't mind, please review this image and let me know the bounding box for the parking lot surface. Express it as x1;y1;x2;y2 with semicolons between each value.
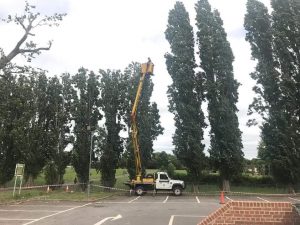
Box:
0;194;299;225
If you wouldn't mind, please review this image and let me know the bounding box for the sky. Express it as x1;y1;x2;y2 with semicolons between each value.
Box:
0;0;272;159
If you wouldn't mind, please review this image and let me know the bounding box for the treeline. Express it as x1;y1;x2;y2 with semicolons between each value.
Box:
165;0;300;192
165;0;243;191
0;64;163;189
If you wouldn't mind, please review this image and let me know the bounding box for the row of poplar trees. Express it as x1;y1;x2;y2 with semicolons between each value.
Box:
0;65;163;189
166;0;300;191
0;2;163;189
165;0;243;191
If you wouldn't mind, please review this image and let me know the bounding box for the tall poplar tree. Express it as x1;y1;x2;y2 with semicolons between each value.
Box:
196;0;243;190
245;0;300;191
43;75;72;185
98;69;126;187
165;2;206;178
0;73;32;185
71;68;102;190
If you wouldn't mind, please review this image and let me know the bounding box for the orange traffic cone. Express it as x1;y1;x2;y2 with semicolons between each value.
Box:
47;186;50;193
220;191;225;204
65;185;69;192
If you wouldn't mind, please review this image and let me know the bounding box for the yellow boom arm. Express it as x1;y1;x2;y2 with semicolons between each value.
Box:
131;59;154;182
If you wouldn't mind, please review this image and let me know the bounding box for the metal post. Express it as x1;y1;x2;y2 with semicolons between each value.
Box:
13;176;17;197
87;130;93;199
19;176;23;195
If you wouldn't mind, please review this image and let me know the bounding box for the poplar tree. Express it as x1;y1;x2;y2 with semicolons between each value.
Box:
165;2;206;178
44;75;72;185
71;68;101;190
0;73;32;185
245;0;300;191
196;0;243;190
98;69;126;187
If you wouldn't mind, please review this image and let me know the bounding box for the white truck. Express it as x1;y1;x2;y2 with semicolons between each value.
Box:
125;172;185;196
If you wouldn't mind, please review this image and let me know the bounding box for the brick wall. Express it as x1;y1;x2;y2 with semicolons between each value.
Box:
198;201;300;225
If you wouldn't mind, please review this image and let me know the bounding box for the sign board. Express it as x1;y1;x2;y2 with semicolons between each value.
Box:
13;163;25;196
15;163;25;176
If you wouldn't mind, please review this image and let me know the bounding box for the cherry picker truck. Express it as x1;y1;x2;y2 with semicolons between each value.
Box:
125;59;185;196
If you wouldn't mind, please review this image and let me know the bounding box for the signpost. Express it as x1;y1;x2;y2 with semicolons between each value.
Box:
13;163;25;197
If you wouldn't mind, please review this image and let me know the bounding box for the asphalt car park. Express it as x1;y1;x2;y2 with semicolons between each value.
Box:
0;194;299;225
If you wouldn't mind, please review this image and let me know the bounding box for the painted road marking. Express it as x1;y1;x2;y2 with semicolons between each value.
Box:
0;209;60;212
257;197;269;202
196;196;200;203
163;196;169;203
128;196;140;203
225;196;233;201
0;218;34;221
96;201;211;204
9;204;80;208
289;197;300;202
22;202;92;225
168;215;206;225
94;214;122;225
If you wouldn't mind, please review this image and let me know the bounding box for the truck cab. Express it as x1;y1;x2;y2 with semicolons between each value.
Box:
154;172;185;196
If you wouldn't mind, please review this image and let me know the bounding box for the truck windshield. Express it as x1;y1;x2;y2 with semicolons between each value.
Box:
160;174;168;180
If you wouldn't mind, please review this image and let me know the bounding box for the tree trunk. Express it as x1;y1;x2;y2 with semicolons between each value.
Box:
288;183;295;194
222;179;230;192
26;175;34;187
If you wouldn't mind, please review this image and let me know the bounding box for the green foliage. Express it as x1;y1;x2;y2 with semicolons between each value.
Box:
244;0;300;188
0;73;20;185
71;68;102;190
196;0;244;185
165;2;206;178
44;161;59;186
166;162;176;178
98;69;126;187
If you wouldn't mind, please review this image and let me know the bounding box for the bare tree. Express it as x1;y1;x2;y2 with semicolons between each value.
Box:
0;1;66;70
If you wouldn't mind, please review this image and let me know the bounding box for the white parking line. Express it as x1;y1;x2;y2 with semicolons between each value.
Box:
225;196;233;201
128;196;140;203
168;215;206;225
163;196;169;203
257;197;269;202
289;197;300;202
10;204;79;208
0;218;34;221
22;202;92;225
0;209;60;212
196;196;200;203
96;201;202;204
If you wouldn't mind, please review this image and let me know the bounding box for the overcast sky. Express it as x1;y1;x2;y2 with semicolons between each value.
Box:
0;0;272;159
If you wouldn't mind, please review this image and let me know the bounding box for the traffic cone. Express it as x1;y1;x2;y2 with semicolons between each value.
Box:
47;186;50;193
65;185;69;192
220;191;225;204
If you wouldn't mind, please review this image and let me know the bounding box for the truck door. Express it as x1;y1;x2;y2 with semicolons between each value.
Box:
156;173;171;190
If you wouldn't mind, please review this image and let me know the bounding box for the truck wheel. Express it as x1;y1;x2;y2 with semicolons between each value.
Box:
173;186;182;196
135;186;144;196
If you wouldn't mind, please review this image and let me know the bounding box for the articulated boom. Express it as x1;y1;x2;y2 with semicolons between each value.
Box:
130;59;154;182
